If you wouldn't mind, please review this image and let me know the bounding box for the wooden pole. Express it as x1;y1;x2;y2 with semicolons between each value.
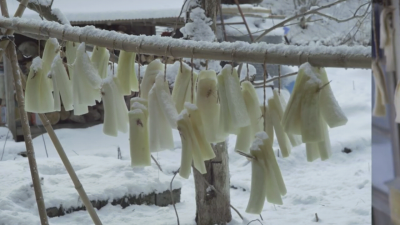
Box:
3;53;16;141
0;17;371;68
38;114;103;225
0;0;49;224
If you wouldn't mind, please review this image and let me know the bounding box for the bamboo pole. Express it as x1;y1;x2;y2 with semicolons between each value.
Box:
37;114;103;225
0;17;371;68
0;1;49;224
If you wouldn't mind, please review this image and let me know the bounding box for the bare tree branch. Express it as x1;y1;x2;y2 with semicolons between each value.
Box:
16;0;70;25
313;2;370;23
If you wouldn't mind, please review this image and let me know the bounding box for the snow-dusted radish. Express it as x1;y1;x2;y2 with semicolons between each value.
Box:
91;46;110;79
50;54;73;111
300;81;323;143
116;50;138;95
25;57;54;113
141;60;164;99
221;65;250;128
185;103;215;160
155;74;178;129
196;70;220;143
129;109;151;167
41;38;59;91
245;149;267;214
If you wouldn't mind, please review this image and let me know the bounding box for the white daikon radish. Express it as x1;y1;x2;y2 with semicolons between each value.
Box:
141;60;164;99
155;74;178;129
395;83;400;123
217;70;239;135
380;7;395;72
91;46;110;79
116;50;138;95
177;110;207;178
268;98;292;158
282;64;310;135
272;90;302;147
185;103;215;160
300;80;323;143
184;72;198;105
235;125;253;154
172;62;192;112
178;116;194;179
241;81;263;136
260;105;274;145
372;60;388;117
25;57;55;113
305;143;320;162
131;101;148;117
221;65;250;128
101;77;129;136
148;84;174;152
317;67;348;128
317;119;332;161
129;109;151;167
130;97;148;109
196;70;220;143
245;149;267;214
50;54;73;111
41;38;59;91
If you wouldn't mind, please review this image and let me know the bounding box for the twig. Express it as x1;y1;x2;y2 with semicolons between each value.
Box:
253;72;298;86
254;0;346;42
247;219;263;225
317;80;332;92
260;214;263;221
170;168;180;225
151;154;163;172
0;129;10;161
235;150;256;160
313;2;371;23
315;213;319;222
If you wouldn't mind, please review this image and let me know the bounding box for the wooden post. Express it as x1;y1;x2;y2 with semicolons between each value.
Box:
3;53;16;140
193;1;232;224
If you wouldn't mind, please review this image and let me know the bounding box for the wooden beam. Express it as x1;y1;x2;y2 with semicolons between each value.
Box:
0;17;371;68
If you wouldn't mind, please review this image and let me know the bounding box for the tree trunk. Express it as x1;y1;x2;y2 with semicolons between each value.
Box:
194;141;232;225
193;1;232;224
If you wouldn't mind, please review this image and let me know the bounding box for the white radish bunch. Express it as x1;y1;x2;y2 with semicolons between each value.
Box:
246;132;286;214
235;81;263;154
116;50;138;95
282;63;344;161
148;74;176;152
101;76;129;136
196;70;221;143
25;57;55;113
50;54;73;111
140;60;164;99
171;62;198;113
129;100;151;167
177;109;207;179
371;60;388;117
91;46;110;79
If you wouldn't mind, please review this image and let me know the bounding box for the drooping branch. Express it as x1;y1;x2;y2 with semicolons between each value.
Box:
0;17;371;68
16;0;70;25
313;2;371;23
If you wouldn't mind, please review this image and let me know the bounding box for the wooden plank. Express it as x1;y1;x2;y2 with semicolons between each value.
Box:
3;53;16;141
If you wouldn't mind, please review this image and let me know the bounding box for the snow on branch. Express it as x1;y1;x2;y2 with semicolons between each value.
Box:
2;17;371;68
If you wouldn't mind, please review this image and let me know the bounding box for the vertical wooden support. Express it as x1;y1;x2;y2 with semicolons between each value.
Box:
3;52;16;140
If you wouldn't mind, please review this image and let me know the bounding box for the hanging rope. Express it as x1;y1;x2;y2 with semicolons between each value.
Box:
263;51;268;132
179;58;183;73
164;45;169;82
246;63;249;81
191;48;195;103
372;3;379;59
136;40;143;97
278;65;281;95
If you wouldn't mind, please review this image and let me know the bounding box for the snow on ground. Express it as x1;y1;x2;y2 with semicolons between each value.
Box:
0;67;370;225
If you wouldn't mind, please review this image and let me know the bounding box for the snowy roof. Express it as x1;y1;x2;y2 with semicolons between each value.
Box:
7;0;184;22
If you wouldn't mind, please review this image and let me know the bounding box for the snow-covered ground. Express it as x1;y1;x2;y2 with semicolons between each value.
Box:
0;67;371;225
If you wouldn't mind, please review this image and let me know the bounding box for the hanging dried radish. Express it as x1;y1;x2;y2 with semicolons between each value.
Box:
91;46;110;79
25;57;54;113
129;108;151;167
171;62;192;113
50;55;73;111
140;60;164;99
116;50;138;95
